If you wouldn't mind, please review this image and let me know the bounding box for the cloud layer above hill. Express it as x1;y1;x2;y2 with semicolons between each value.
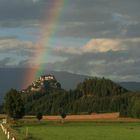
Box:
0;0;140;82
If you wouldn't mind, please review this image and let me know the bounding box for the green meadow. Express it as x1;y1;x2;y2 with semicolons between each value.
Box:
11;122;140;140
0;128;7;140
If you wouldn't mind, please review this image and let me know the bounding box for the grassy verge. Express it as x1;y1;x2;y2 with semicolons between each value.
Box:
0;126;7;140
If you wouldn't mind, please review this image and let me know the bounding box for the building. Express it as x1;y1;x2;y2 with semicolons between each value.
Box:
21;74;57;92
40;74;55;81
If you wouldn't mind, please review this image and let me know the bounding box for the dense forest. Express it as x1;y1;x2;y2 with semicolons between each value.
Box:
1;77;140;118
17;77;140;118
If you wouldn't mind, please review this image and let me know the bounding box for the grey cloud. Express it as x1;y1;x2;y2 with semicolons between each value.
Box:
0;57;31;68
58;0;140;38
58;21;122;38
0;20;40;28
0;47;29;55
0;57;13;67
0;0;47;20
1;37;139;81
0;0;140;38
46;44;140;81
126;23;140;37
0;0;140;82
18;59;31;67
0;39;36;67
0;36;17;40
0;0;51;27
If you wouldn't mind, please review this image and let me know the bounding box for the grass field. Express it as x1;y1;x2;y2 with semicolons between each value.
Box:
0;127;7;140
1;113;140;140
13;122;140;140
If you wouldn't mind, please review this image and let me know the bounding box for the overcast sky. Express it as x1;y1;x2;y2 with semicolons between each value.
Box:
0;0;140;82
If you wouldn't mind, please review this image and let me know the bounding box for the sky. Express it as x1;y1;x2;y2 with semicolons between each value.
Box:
0;0;140;82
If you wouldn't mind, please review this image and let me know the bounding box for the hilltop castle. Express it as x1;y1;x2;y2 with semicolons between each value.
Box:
22;74;60;93
39;74;55;81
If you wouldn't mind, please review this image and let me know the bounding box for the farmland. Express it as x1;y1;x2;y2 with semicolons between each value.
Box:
13;122;140;140
1;113;140;140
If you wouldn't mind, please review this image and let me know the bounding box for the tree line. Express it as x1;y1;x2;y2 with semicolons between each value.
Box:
2;77;140;119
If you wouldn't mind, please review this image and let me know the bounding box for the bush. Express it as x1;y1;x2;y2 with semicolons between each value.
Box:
36;112;43;121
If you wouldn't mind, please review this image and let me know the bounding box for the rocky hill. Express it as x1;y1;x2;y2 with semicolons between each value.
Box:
22;74;61;93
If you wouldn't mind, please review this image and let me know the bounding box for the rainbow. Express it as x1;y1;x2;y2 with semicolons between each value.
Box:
23;0;67;88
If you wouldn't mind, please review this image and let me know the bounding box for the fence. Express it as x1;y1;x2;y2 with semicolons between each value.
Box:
0;124;16;140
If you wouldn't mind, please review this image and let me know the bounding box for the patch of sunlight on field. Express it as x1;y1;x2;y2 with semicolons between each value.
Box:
17;122;140;140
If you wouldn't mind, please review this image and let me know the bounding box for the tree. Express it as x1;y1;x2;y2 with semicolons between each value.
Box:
56;82;61;89
131;100;140;118
0;105;4;114
36;112;43;121
60;112;67;123
4;89;25;120
61;113;66;119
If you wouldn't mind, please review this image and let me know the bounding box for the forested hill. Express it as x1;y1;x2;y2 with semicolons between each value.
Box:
76;78;128;97
22;77;138;117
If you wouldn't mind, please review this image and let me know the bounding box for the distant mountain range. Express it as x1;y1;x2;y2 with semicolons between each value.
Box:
117;82;140;91
0;68;140;103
